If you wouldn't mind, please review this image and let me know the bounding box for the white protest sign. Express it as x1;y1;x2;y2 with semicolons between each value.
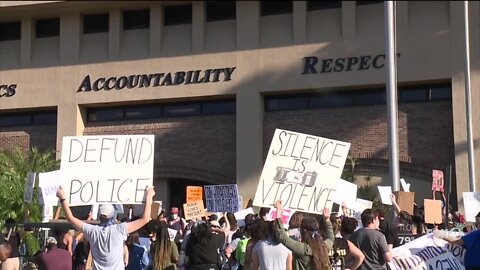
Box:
42;205;53;223
463;192;480;222
355;198;373;213
389;234;465;270
253;129;350;214
60;135;155;206
400;178;411;192
38;170;64;206
377;186;393;205
331;179;358;209
24;172;36;203
167;228;178;241
204;184;240;212
234;208;254;228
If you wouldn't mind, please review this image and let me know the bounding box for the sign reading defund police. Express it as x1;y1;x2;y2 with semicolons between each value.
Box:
61;135;155;206
253;129;350;215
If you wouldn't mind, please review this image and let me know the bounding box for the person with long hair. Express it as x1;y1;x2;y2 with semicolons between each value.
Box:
150;221;179;270
185;215;230;270
273;200;331;270
288;212;304;241
251;220;292;270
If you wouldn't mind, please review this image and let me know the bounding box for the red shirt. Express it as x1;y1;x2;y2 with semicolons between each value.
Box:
36;247;72;270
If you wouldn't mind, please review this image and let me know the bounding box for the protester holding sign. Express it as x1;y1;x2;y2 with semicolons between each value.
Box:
56;185;155;270
441;224;480;270
273;200;332;270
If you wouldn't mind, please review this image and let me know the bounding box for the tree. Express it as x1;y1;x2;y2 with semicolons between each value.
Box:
0;147;59;224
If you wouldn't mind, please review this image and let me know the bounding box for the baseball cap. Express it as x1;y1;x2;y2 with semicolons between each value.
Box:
210;220;221;228
99;204;116;219
171;207;179;214
46;237;57;245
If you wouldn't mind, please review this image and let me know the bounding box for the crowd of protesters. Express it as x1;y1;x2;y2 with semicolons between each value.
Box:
0;186;478;270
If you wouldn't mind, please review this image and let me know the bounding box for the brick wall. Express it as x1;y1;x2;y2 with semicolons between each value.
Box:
0;125;57;153
83;114;236;184
264;101;455;182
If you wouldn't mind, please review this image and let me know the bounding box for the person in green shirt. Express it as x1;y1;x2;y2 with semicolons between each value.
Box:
273;200;333;270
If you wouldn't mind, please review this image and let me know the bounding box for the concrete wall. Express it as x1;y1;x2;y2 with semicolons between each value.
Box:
0;1;477;211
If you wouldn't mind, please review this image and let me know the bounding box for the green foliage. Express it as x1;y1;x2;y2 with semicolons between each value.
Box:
342;155;391;215
0;147;59;225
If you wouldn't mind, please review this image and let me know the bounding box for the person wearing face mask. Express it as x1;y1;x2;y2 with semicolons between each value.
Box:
169;207;187;241
56;185;155;270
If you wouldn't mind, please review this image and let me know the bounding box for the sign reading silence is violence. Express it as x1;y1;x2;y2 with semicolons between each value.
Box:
253;129;350;214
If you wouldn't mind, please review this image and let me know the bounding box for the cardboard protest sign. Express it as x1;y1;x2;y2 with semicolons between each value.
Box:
183;201;205;220
355;198;373;213
38;170;64;206
377;186;393;205
331;179;358;210
24;172;36;203
186;186;203;203
389;234;465;270
234;208;254;227
151;201;162;220
253;129;350;214
432;169;445;192
462;192;480;222
266;208;295;228
60;135;155;206
424;199;442;224
204;184;240;212
394;191;415;215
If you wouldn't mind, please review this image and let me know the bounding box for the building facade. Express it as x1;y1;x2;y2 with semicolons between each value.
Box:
0;1;478;212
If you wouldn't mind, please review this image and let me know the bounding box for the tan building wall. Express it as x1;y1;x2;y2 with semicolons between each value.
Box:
0;1;478;211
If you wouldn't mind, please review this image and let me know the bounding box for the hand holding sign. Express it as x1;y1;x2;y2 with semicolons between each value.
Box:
274;200;283;219
56;186;66;201
146;186;156;200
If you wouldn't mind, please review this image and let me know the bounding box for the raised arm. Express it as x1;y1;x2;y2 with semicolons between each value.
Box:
56;186;85;232
273;200;312;257
125;186;155;234
323;207;335;250
390;193;401;215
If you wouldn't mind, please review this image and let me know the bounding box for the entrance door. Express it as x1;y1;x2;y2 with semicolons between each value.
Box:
168;178;211;215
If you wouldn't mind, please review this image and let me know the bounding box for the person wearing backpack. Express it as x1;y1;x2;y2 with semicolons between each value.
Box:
225;214;257;270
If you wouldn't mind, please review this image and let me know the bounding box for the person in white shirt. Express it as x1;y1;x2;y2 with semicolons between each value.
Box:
56;185;155;270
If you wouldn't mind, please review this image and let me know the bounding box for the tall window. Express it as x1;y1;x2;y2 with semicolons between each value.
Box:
35;18;60;38
0;21;21;41
206;1;236;21
123;9;150;30
83;13;109;34
164;4;192;26
260;1;293;16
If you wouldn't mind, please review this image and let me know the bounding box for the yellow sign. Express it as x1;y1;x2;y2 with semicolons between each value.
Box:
183;201;205;220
